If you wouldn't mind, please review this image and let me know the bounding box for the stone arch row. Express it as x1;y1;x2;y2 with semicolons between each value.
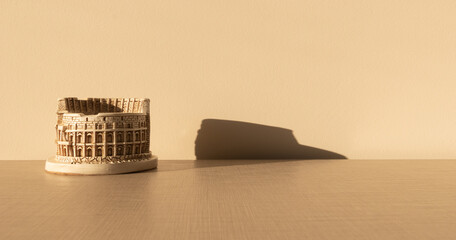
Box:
68;131;146;143
60;144;148;157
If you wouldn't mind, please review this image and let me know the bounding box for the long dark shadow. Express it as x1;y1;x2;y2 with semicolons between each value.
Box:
195;119;346;165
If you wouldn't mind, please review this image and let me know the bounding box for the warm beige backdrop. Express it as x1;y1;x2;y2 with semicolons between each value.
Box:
1;0;455;160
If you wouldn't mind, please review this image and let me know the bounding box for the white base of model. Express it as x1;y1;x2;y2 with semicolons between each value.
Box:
45;155;158;175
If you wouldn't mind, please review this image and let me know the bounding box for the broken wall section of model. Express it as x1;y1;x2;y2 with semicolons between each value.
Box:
57;97;149;115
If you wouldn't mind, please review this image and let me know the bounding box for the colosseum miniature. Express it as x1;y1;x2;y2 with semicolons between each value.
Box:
45;97;158;175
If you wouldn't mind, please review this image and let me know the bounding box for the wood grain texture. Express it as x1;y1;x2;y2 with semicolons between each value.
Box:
1;160;455;240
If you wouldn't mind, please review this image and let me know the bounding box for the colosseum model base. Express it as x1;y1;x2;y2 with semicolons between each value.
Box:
45;154;158;175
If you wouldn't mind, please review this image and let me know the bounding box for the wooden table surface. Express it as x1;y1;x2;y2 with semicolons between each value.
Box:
1;160;455;240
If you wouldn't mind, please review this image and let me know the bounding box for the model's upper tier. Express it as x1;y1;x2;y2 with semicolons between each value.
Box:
57;98;150;115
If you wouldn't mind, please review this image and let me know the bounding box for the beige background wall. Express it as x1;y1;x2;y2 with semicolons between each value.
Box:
1;0;455;160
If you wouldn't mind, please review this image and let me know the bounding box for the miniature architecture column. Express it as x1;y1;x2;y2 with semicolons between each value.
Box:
92;126;96;158
72;134;76;158
123;129;127;157
113;122;117;156
103;123;107;159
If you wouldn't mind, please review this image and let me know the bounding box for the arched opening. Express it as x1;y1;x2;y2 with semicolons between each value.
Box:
126;146;131;155
135;132;139;141
86;134;92;143
77;148;82;157
97;133;102;143
77;134;82;143
87;148;92;157
117;132;123;142
135;146;140;154
117;146;123;155
107;133;113;143
127;132;132;142
62;146;67;156
97;147;102;156
107;148;113;156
